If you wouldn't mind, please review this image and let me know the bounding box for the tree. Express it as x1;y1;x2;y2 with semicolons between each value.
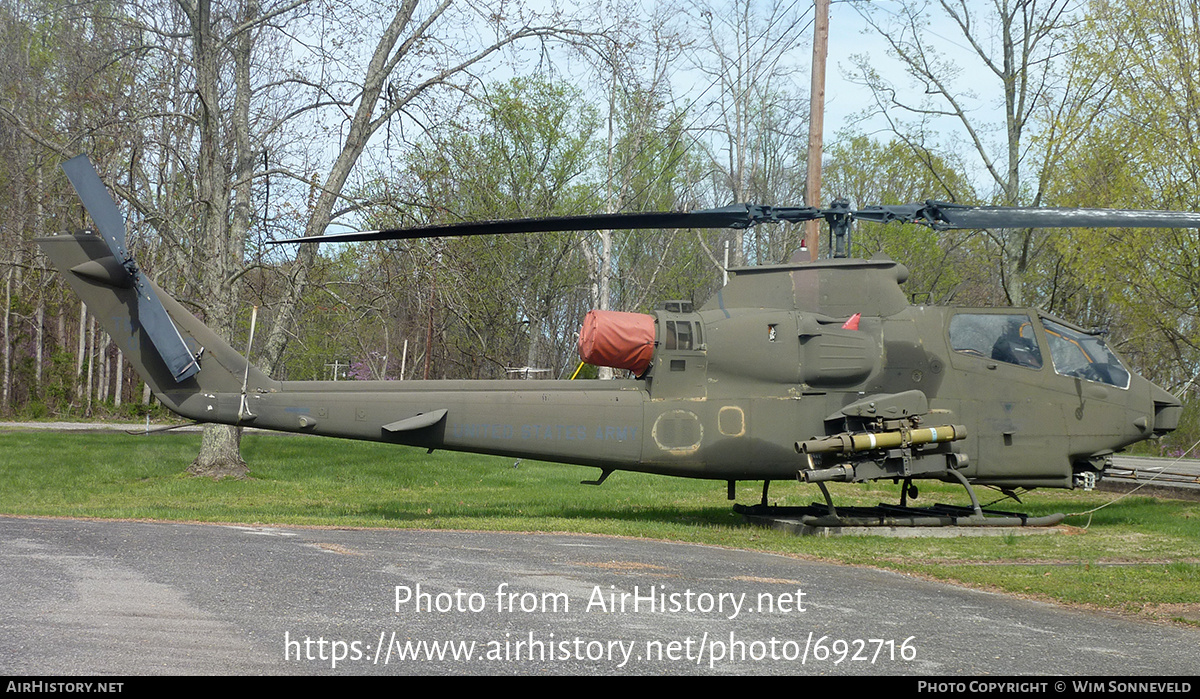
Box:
367;77;602;379
256;1;570;382
851;0;1108;306
823;134;981;302
0;0;149;418
564;13;702;378
3;0;576;474
685;0;809;266
603;89;707;312
1043;0;1200;437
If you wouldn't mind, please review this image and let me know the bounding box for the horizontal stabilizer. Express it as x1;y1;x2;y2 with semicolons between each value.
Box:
382;409;448;433
70;259;134;288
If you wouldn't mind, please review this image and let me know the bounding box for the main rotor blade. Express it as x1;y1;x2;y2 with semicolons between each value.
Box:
856;202;1200;230
270;199;1200;245
269;205;823;244
61;155;200;382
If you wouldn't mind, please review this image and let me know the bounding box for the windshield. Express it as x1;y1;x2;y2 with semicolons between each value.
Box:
1041;318;1130;389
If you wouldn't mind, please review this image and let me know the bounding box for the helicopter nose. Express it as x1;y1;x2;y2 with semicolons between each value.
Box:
1150;383;1183;436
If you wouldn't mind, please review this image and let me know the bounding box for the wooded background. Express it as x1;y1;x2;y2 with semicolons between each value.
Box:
1;0;1196;460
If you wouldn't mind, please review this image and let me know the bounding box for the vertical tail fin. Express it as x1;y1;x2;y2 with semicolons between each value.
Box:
39;159;279;418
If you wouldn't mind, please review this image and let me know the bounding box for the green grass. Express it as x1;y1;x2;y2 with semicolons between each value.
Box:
2;429;1198;625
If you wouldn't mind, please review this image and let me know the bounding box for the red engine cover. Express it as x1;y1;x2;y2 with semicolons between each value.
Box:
577;310;655;375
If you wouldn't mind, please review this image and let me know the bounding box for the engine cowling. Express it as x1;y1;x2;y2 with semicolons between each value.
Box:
577;310;655;375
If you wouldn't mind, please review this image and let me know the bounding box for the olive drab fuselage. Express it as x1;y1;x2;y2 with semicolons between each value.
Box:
630;257;1179;489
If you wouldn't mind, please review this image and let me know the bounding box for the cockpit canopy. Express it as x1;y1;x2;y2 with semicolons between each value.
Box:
949;314;1043;369
948;312;1130;389
1041;317;1130;389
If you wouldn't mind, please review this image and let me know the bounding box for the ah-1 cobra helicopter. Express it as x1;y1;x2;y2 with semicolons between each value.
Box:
39;155;1190;526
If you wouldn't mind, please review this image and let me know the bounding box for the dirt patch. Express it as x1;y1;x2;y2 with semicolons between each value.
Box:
577;560;669;572
733;575;804;585
1139;603;1200;625
310;542;361;556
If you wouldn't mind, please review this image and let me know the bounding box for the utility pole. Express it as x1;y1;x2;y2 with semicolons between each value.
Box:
598;43;617;381
804;0;830;261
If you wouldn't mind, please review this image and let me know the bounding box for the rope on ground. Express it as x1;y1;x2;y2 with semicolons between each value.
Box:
1065;436;1200;529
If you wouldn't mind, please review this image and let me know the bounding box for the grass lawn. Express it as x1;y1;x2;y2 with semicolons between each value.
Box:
2;428;1197;626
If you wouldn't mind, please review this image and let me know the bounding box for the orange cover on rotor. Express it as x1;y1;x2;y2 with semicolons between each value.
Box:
578;310;656;375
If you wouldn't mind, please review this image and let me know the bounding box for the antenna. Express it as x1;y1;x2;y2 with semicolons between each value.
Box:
238;305;258;422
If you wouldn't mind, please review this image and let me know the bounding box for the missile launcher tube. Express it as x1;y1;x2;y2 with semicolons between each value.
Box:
795;424;967;455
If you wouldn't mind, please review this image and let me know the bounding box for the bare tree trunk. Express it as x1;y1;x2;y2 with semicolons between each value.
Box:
597;227;612;383
34;163;46;391
188;424;245;479
56;309;64;358
85;315;95;416
98;332;110;404
34;294;44;387
114;349;123;408
185;0;257;479
75;302;86;403
2;266;11;414
598;63;615;381
525;317;541;372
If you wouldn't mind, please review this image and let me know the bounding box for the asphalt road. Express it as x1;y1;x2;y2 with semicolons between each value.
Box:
1109;456;1200;496
2;516;1197;676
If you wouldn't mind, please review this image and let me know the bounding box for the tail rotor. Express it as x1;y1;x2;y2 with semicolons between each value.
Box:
61;155;201;382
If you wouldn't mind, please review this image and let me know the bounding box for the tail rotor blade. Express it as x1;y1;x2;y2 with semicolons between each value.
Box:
62;155;133;271
61;154;201;382
134;278;201;381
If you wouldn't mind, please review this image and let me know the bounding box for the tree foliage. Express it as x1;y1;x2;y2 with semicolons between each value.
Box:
823;134;982;303
1044;0;1200;415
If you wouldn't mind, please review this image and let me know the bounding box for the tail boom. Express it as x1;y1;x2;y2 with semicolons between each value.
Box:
39;232;648;472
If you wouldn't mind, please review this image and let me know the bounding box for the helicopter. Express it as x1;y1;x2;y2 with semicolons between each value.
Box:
38;155;1192;526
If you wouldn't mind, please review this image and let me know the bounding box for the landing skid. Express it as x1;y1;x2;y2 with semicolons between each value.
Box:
733;502;1065;527
738;470;1065;527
